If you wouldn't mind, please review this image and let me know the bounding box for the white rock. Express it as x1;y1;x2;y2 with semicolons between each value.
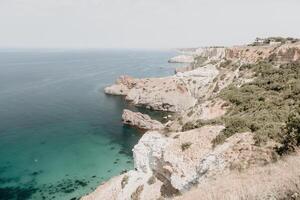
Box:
133;131;171;174
168;55;194;63
81;170;163;200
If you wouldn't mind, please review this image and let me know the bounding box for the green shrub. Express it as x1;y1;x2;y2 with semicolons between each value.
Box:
277;108;300;155
181;142;192;151
182;118;223;132
212;117;250;145
182;120;205;132
216;62;300;147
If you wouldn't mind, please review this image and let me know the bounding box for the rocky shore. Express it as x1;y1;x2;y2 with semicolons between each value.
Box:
122;109;164;131
82;37;300;200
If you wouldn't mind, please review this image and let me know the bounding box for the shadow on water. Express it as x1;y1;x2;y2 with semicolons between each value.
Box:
0;186;37;200
102;94;171;157
0;169;98;200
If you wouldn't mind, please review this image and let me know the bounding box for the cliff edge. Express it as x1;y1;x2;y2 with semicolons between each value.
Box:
83;37;300;200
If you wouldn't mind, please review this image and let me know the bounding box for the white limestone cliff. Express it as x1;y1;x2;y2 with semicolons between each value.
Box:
84;39;300;200
168;55;195;63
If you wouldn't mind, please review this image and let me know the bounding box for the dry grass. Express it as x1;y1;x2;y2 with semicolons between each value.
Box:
176;152;300;200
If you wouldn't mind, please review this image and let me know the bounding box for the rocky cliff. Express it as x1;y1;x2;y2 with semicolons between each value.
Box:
122;109;164;131
83;38;300;200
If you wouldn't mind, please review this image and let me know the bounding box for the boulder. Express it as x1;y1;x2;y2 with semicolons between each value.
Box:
122;109;164;131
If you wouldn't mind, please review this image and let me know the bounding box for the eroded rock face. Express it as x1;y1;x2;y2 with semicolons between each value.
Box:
83;127;276;200
182;41;300;65
105;64;219;112
133;131;171;174
122;109;164;131
167;99;228;132
132;126;224;192
162;126;225;191
175;152;300;200
168;55;194;63
174;65;194;73
133;127;275;192
225;42;300;64
81;171;163;200
194;47;226;61
273;42;300;63
87;39;300;200
124;76;197;112
104;75;136;95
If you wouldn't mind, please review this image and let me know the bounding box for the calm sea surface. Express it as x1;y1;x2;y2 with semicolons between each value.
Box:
0;49;180;200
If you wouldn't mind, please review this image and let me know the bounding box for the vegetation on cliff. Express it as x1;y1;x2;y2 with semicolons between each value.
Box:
213;61;300;154
250;37;300;46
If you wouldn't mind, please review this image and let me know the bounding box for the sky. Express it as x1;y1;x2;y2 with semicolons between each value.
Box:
0;0;300;49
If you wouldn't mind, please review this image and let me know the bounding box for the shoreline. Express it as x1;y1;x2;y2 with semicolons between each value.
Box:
83;37;300;200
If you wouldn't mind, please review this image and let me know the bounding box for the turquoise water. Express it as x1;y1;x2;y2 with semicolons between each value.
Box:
0;49;180;200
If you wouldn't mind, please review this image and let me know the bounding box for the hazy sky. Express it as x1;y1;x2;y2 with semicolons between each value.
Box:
0;0;300;48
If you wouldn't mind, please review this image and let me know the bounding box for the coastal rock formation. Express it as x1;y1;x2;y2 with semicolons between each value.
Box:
174;65;193;73
81;170;163;200
176;40;300;66
133;127;275;192
105;64;219;112
136;126;225;191
167;99;229;132
230;42;300;63
194;47;226;61
122;109;164;131
83;127;275;200
88;38;300;200
168;55;194;63
176;152;300;200
104;41;300;112
104;75;136;95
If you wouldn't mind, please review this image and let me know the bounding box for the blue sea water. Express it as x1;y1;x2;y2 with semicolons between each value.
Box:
0;49;181;200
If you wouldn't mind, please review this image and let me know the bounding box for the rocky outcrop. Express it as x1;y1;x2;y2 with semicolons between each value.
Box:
88;38;300;200
168;55;194;63
174;65;194;73
194;47;226;61
176;152;300;200
133;127;276;192
104;75;136;95
175;41;300;65
134;126;225;192
167;99;229;132
104;41;300;112
122;109;164;131
104;64;219;112
81;170;163;200
83;127;276;200
225;41;300;64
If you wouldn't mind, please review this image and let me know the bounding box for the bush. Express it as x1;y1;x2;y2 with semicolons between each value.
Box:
182;119;222;132
277;108;300;155
181;142;192;151
212;117;250;145
216;62;300;147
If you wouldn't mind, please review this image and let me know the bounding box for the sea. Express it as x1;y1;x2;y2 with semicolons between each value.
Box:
0;49;181;200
